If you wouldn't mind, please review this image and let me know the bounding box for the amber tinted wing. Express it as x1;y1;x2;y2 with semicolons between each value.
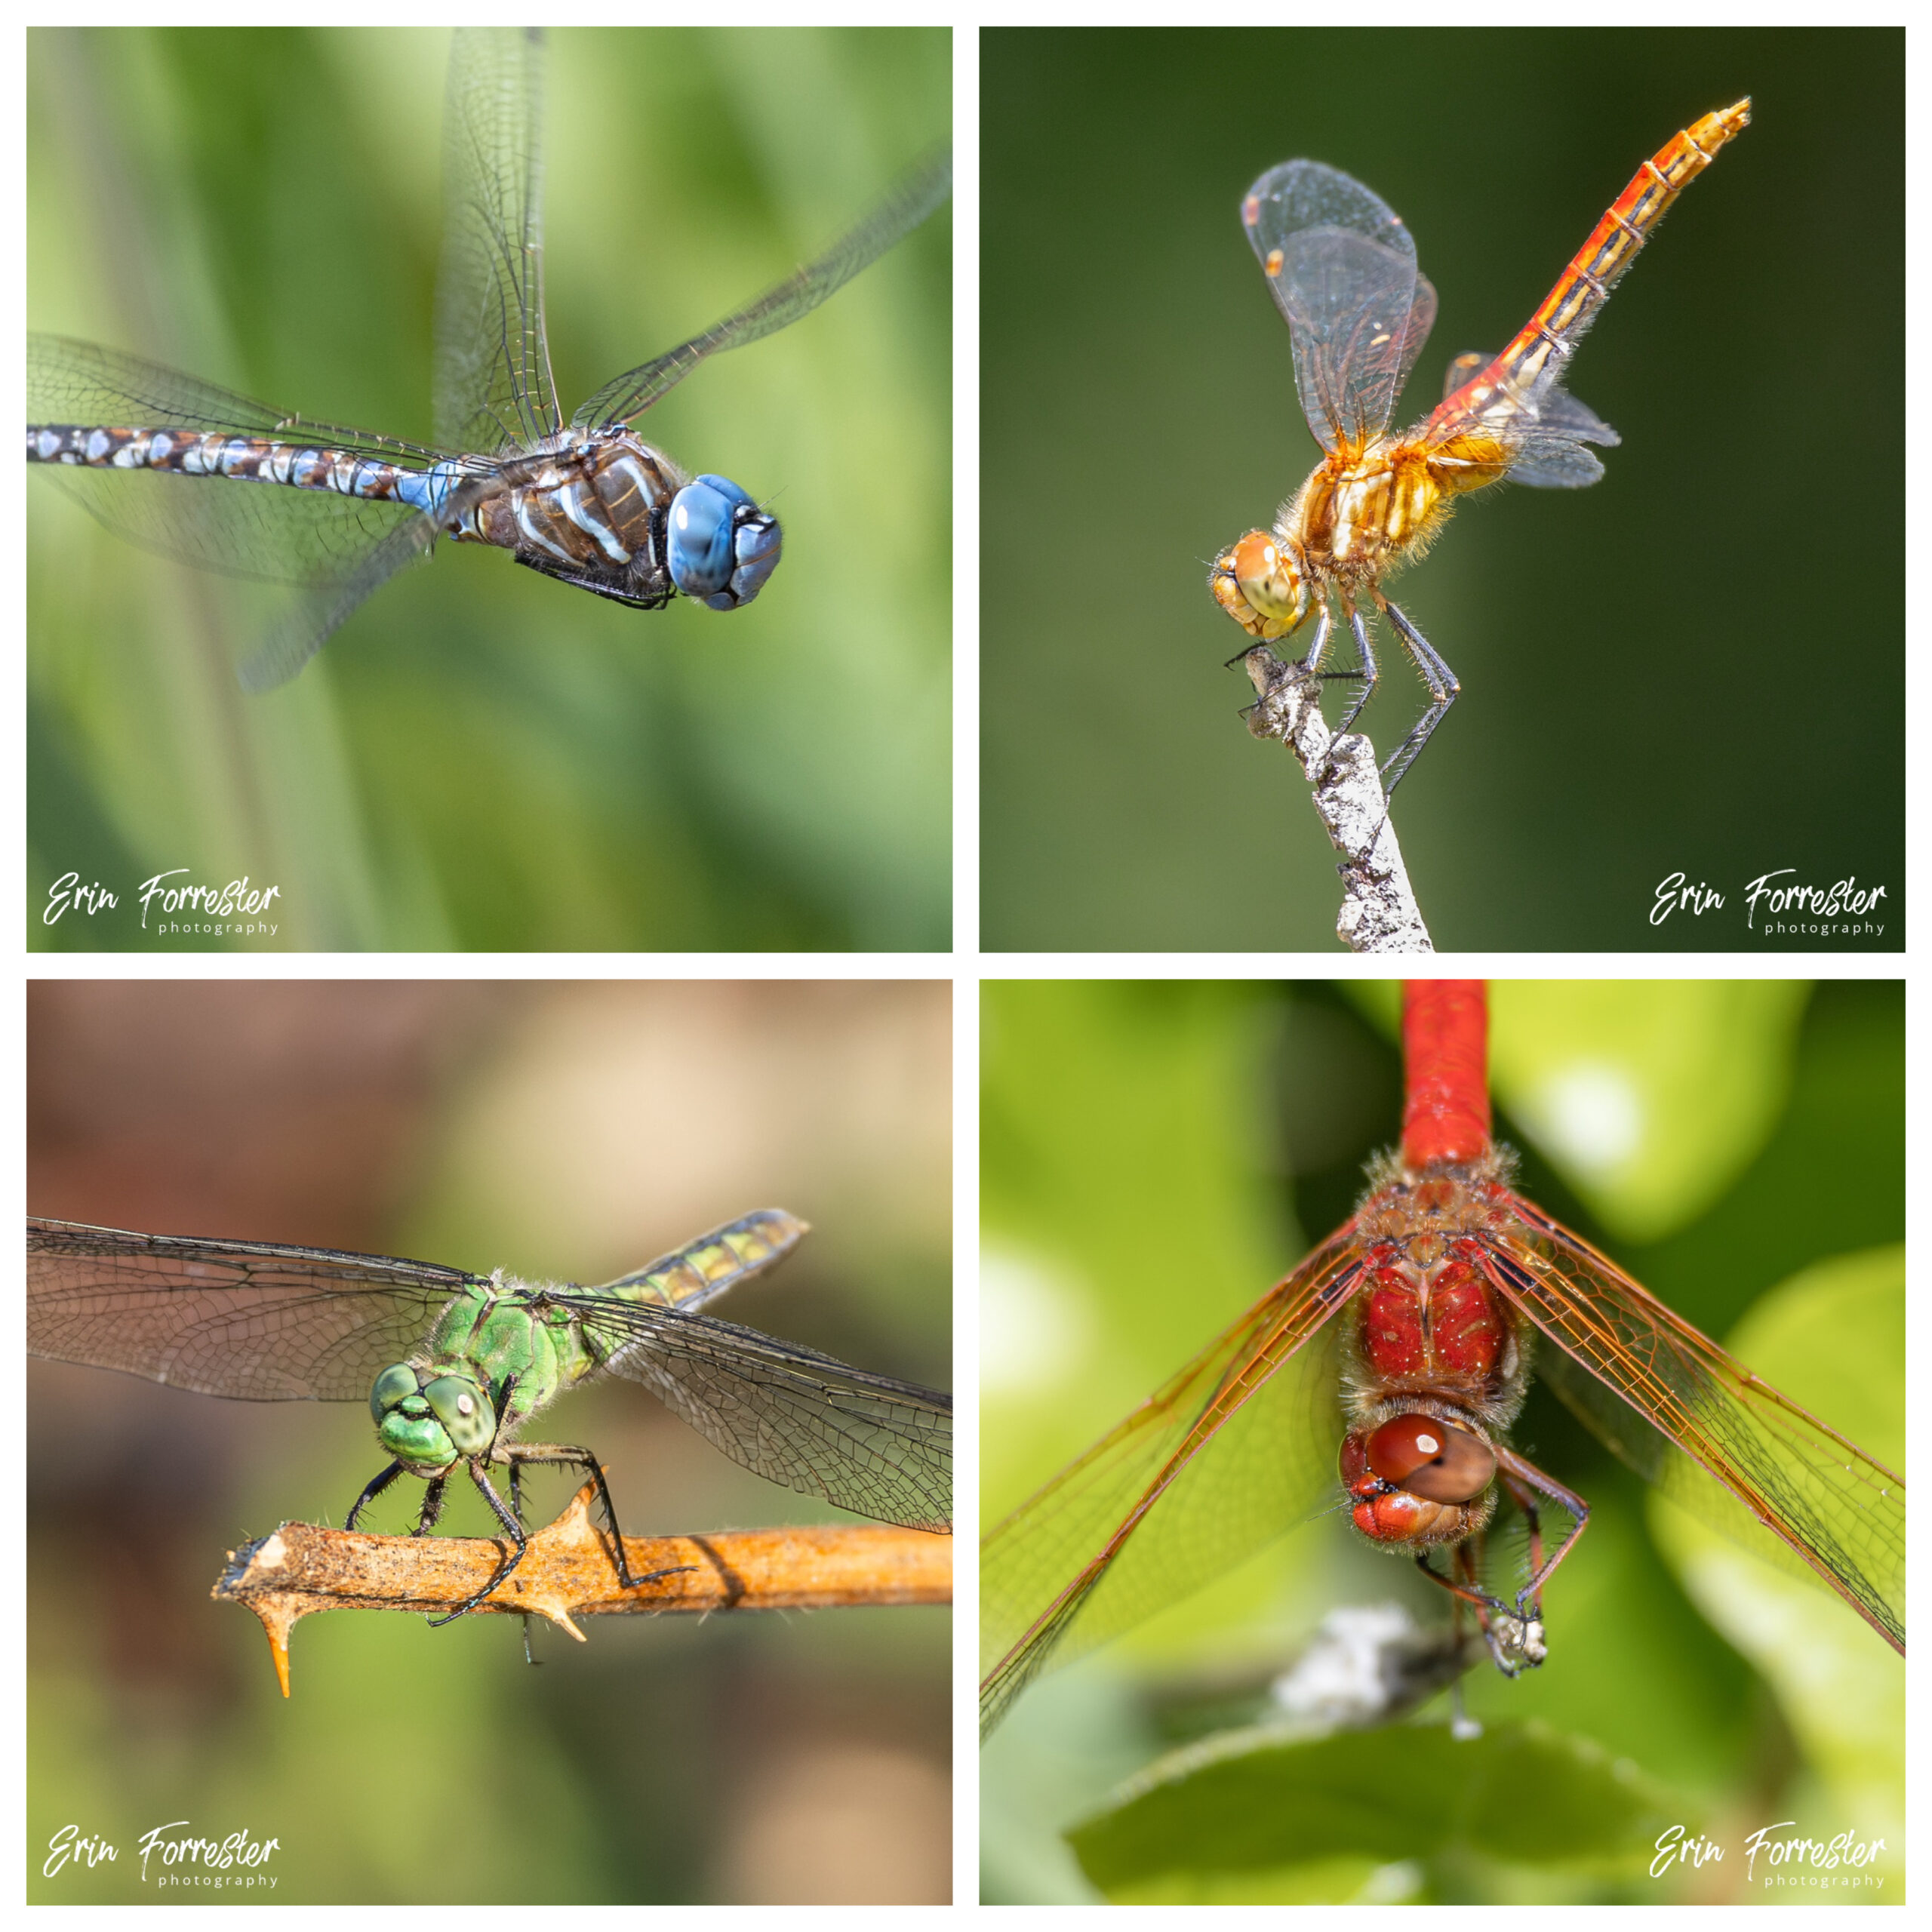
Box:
1241;160;1438;452
980;1220;1367;1736
1481;1195;1903;1653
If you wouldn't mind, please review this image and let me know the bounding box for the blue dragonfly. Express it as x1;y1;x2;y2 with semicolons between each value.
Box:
27;28;950;690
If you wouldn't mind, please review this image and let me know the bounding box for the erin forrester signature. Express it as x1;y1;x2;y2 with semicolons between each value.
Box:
45;1821;280;1885
1651;870;1887;933
44;869;281;932
1653;1821;1887;1888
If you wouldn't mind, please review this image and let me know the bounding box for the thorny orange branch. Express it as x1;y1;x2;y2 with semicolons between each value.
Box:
215;1478;952;1696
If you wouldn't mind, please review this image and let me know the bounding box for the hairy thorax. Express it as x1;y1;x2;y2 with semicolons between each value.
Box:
1211;429;1515;641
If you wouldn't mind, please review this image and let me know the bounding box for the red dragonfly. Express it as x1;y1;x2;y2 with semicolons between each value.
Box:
980;981;1903;1736
1211;102;1750;792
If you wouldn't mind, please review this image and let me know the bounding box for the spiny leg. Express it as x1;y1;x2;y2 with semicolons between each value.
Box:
1331;603;1379;736
1221;601;1334;676
1413;1545;1539;1675
413;1475;449;1537
345;1459;405;1532
1494;1450;1590;1622
1301;602;1335;678
429;1459;533;1626
1429;1541;1537;1678
1414;1546;1515;1627
507;1453;540;1664
1377;598;1460;793
495;1442;697;1596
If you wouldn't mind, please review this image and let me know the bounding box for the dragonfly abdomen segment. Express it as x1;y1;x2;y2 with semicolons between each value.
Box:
26;422;463;518
598;1207;811;1309
1435;99;1749;427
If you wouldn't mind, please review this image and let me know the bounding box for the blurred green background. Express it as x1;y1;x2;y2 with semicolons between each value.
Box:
981;29;1903;950
29;980;952;1903
981;980;1902;1903
29;27;950;951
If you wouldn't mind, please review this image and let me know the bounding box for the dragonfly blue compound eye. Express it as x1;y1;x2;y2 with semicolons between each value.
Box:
668;475;782;609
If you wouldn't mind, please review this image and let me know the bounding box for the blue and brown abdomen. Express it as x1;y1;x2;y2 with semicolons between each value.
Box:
26;422;458;515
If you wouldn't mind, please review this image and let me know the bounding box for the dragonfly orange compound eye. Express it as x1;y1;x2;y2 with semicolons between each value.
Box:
1231;528;1306;625
1365;1414;1497;1503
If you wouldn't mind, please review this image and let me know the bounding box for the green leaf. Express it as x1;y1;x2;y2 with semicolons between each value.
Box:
1647;1246;1903;1835
1067;1719;1679;1902
1490;983;1809;1242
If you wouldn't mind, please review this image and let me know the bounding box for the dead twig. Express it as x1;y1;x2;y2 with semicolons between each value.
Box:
1240;645;1432;953
214;1478;953;1696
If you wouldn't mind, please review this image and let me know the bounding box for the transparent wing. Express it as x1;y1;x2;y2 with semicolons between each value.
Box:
980;1222;1367;1737
229;513;443;691
28;334;446;689
26;1217;478;1402
1241;159;1437;451
433;26;559;456
29;333;444;583
1428;349;1620;490
1483;1195;1903;1653
571;146;951;429
565;1295;951;1534
592;1208;809;1310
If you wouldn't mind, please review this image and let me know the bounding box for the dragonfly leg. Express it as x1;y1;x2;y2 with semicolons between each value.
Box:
1492;1444;1590;1623
1331;603;1379;737
1413;1546;1543;1677
1300;603;1334;677
1223;601;1344;680
497;1443;698;1595
428;1459;532;1625
413;1475;449;1537
1376;598;1459;793
345;1459;406;1532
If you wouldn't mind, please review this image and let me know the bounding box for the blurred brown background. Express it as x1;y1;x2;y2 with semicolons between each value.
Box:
28;980;952;1904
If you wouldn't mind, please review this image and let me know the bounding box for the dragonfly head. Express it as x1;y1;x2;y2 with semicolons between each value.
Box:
667;475;782;610
1219;528;1309;636
1340;1411;1498;1549
369;1363;496;1472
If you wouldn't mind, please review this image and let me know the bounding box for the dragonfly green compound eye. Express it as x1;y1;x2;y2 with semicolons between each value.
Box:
369;1362;420;1424
424;1374;495;1455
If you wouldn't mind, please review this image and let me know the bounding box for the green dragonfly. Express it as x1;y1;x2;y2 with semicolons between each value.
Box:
28;1209;950;1622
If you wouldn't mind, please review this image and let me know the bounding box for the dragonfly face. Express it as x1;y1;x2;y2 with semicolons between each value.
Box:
369;1362;496;1475
668;475;783;609
1214;527;1309;639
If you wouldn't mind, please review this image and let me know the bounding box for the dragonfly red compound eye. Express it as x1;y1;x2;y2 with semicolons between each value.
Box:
1364;1414;1496;1503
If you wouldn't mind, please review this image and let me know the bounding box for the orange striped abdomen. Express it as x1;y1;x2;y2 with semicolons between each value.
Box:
1438;100;1750;429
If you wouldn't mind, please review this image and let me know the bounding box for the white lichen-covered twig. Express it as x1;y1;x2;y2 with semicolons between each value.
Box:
1239;646;1432;953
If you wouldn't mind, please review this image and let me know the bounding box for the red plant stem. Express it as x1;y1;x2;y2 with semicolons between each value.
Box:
1401;981;1491;1165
